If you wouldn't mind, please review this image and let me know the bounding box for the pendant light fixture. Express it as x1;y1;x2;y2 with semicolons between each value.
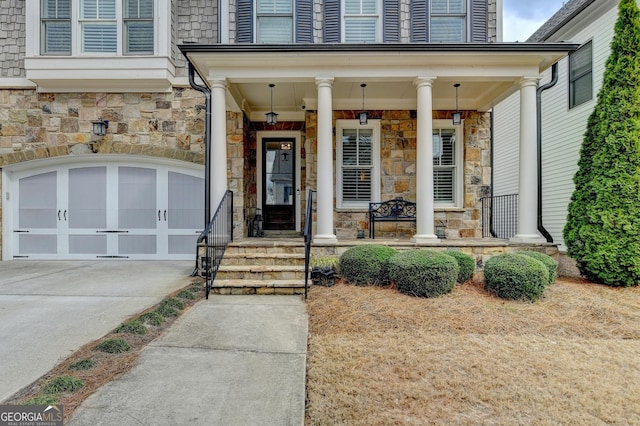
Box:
359;83;368;125
452;83;462;125
266;83;278;125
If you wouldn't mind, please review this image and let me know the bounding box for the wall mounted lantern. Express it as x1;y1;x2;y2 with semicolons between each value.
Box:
92;118;109;136
359;83;368;125
265;83;278;125
452;83;462;125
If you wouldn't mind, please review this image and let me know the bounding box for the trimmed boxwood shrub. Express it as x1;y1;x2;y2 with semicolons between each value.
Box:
516;251;557;285
339;244;398;286
445;251;475;283
388;250;459;298
484;254;549;302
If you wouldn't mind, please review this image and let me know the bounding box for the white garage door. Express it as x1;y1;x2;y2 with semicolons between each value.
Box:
10;162;204;260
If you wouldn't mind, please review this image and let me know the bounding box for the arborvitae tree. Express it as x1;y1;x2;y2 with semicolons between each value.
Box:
563;0;640;287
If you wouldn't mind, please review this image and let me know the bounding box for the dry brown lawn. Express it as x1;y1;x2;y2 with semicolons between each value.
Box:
305;276;640;425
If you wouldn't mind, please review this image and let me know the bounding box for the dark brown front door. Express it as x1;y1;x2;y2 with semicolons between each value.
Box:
262;138;295;230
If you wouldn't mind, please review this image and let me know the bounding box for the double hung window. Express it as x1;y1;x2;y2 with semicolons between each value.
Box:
343;0;380;43
40;0;154;55
430;0;466;42
257;0;293;43
336;120;381;209
569;41;593;108
432;123;462;206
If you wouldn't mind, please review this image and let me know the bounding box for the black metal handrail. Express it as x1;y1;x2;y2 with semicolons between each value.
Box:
303;189;315;300
481;193;518;239
197;190;233;299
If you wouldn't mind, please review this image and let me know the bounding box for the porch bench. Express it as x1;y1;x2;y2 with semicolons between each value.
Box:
368;198;417;239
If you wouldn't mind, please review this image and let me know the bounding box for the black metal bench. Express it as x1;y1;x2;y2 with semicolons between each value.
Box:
368;198;417;239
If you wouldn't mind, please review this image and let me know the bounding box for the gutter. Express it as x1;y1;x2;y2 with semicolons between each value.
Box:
535;63;558;243
188;62;212;227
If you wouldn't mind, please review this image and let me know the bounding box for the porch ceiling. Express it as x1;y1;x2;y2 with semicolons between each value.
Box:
181;43;580;120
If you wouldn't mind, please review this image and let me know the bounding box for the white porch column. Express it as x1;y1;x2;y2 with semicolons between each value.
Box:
210;78;228;212
314;77;338;243
511;77;546;243
412;77;439;243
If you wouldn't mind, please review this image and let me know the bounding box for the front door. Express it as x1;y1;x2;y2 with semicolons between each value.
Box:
262;138;295;230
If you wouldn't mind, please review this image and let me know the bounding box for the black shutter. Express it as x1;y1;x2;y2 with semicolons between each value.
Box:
324;0;341;43
237;0;254;43
295;0;313;43
383;0;399;42
470;0;488;42
410;0;428;42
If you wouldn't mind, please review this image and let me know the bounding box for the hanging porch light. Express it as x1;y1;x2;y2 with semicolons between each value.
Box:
265;83;278;125
359;83;368;125
452;83;462;125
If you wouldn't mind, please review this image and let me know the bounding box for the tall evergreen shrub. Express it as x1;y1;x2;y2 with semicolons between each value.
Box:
563;0;640;287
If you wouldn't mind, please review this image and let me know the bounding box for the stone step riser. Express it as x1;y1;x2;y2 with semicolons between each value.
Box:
216;271;306;281
221;258;306;267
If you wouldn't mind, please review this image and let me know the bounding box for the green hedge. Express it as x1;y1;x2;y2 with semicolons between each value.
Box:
484;254;549;302
445;251;476;283
388;250;459;298
339;244;398;286
516;251;557;285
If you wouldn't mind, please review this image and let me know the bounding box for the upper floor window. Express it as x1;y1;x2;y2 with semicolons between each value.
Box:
336;120;381;209
343;0;381;43
432;121;463;206
40;0;154;55
430;0;466;42
257;0;293;43
569;41;592;109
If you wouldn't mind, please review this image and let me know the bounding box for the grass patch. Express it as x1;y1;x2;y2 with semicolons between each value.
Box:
156;298;183;317
94;338;131;354
306;279;640;424
41;376;84;394
69;359;95;371
138;311;164;326
177;290;196;300
21;395;60;405
114;319;148;335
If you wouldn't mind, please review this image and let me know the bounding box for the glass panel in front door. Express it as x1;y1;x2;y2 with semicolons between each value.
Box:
264;139;295;230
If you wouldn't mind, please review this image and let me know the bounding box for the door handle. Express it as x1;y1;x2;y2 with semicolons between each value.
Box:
164;210;167;221
58;210;61;221
64;210;67;221
158;210;161;221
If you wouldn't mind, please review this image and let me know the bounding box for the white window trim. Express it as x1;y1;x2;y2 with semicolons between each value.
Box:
341;0;383;43
255;0;295;43
432;119;463;208
26;0;170;57
25;0;173;92
568;40;593;110
336;119;381;210
429;0;469;43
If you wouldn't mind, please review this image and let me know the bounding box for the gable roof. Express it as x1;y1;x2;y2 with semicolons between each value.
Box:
526;0;596;42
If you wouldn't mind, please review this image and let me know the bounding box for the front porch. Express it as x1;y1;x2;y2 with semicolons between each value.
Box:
207;236;558;295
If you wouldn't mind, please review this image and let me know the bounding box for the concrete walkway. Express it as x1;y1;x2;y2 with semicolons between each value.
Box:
69;296;308;426
0;260;194;402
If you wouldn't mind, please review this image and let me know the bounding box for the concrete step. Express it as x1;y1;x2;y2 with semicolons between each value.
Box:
221;252;305;266
216;265;306;281
210;279;306;295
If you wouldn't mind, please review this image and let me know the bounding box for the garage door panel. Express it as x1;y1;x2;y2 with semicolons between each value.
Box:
18;234;57;254
18;171;57;229
118;235;157;255
69;167;107;229
168;172;204;229
118;167;157;230
69;235;108;255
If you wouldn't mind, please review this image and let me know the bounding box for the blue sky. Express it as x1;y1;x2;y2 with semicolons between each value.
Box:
503;0;567;41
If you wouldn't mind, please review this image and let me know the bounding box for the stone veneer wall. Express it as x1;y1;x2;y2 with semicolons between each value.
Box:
304;109;491;240
0;88;246;255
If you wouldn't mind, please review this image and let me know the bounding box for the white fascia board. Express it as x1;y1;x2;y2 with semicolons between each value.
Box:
0;78;37;89
24;57;176;92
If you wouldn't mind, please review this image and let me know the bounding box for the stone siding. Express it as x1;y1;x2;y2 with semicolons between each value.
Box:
0;0;26;78
304;109;491;240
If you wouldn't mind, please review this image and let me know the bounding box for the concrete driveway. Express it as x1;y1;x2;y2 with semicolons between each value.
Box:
0;260;194;402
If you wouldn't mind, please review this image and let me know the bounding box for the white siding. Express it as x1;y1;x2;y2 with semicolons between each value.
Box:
492;91;519;196
493;2;620;250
